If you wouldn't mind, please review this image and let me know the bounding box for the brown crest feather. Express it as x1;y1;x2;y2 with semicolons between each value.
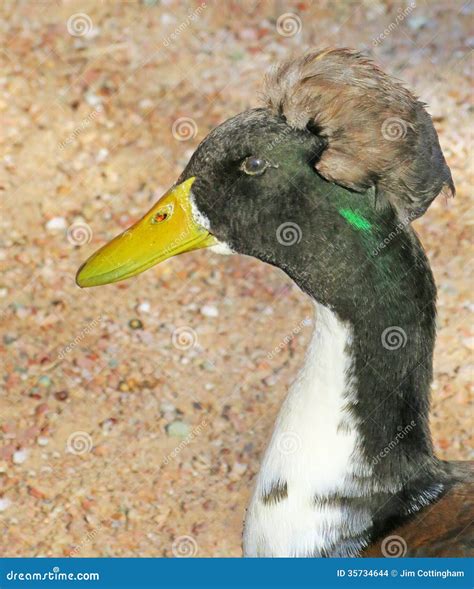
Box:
264;48;455;221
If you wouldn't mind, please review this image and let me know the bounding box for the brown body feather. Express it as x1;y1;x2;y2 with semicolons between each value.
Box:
362;462;474;557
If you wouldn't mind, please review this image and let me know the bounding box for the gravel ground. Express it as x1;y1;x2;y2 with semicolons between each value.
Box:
0;0;472;557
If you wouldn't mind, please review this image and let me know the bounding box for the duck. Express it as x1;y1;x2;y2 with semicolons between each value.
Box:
76;49;473;558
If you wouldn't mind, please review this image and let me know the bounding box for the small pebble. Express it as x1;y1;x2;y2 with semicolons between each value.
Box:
85;93;102;107
12;449;28;465
229;461;248;481
0;498;11;512
35;403;49;416
100;418;116;432
200;305;219;318
160;401;176;413
37;437;49;447
263;374;278;386
166;420;190;438
200;360;215;372
161;13;176;26
54;390;69;401
38;375;52;388
408;15;430;30
28;486;46;499
45;217;67;232
129;318;144;330
93;445;107;456
96;148;109;162
138;301;151;313
139;98;154;110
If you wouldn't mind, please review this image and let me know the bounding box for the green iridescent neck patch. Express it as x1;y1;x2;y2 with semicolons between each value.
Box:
338;208;372;232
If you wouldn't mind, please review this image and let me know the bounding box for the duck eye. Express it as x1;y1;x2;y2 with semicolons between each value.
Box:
240;156;269;176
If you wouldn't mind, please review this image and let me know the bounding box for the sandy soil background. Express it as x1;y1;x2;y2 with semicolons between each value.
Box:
0;0;472;557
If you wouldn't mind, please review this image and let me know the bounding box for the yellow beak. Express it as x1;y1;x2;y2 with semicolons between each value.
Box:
76;177;217;287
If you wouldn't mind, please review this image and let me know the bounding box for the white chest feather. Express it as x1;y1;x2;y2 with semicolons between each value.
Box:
243;303;370;557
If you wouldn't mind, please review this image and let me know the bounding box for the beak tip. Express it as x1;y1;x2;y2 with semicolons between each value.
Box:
75;262;91;288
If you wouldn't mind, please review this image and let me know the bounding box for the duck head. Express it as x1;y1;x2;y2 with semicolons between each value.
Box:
75;108;367;308
74;107;324;277
77;49;454;317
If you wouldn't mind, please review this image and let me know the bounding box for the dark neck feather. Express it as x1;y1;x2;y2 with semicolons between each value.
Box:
286;209;441;478
285;219;447;554
348;229;439;485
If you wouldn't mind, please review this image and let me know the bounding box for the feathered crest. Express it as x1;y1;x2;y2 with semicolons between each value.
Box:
264;48;454;221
